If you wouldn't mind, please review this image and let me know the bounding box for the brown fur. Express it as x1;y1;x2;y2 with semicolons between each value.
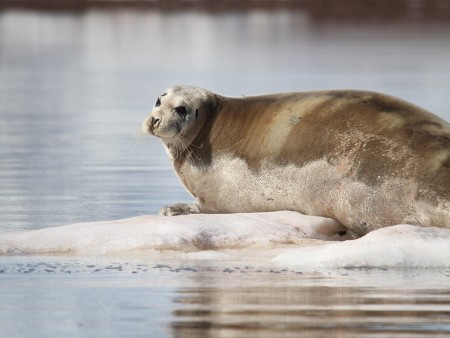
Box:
145;86;450;235
189;90;449;200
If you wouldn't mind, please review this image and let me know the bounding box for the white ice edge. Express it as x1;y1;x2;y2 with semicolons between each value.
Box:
1;211;449;268
273;224;450;268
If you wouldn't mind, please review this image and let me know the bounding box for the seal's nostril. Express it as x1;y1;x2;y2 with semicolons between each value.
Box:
150;117;161;129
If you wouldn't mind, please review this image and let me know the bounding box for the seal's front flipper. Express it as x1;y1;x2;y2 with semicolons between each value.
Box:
159;203;200;216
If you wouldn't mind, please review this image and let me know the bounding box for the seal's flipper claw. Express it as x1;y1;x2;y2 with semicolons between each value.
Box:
159;203;200;216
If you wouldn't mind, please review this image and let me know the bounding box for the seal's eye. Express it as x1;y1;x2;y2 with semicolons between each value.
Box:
155;97;161;107
175;106;188;116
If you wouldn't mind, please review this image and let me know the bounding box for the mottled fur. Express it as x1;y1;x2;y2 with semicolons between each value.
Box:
143;86;450;235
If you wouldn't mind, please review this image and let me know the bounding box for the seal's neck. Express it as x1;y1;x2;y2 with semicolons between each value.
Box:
168;93;224;166
170;93;279;171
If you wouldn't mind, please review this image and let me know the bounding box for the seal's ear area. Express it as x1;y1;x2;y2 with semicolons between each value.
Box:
195;109;199;119
174;106;188;117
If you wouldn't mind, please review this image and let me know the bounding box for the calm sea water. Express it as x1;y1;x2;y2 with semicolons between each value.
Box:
1;6;450;337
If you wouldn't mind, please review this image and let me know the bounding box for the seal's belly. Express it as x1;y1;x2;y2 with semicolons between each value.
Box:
180;155;450;235
184;155;356;221
185;156;309;213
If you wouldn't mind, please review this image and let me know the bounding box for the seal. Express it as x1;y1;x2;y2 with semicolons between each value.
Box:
142;85;450;235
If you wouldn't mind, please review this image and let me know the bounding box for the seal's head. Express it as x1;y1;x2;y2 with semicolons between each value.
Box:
142;85;216;157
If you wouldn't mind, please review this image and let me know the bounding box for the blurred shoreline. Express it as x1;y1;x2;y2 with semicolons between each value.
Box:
1;0;450;22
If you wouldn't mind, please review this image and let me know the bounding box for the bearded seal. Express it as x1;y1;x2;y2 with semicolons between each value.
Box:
142;85;450;235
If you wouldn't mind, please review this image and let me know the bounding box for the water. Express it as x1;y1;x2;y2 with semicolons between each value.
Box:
1;5;450;337
2;257;450;337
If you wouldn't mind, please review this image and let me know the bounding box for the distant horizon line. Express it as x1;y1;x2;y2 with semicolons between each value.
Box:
1;0;450;23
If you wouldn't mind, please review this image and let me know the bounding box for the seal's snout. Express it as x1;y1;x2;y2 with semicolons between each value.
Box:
142;114;159;135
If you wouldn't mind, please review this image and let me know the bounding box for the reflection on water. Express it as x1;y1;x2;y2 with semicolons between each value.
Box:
172;284;450;337
1;5;450;338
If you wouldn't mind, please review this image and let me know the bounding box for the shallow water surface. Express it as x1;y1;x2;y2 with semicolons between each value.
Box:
1;5;450;337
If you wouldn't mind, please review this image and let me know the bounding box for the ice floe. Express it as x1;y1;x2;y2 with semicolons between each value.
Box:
1;211;449;268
